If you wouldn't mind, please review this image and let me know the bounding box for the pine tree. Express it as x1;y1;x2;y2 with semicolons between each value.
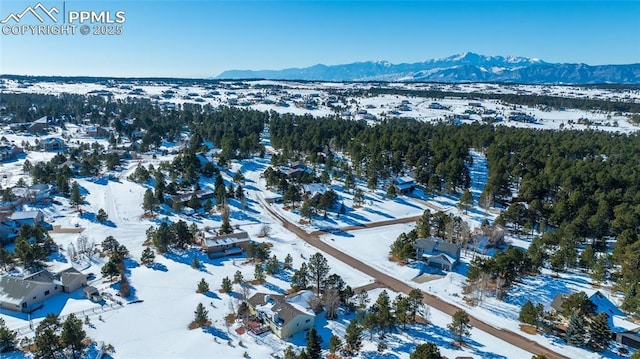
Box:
374;290;394;335
283;346;296;359
298;349;310;359
344;319;363;354
233;270;244;284
587;313;611;352
254;264;265;283
410;342;442;359
283;253;293;270
221;277;232;293
96;208;108;222
362;311;377;340
565;313;586;347
329;335;342;355
140;247;155;265
291;262;309;291
519;300;537;325
353;188;366;207
101;257;120;280
458;188;473;213
386;184;397;199
196;278;210;293
60;313;86;359
394;294;411;329
143;188;158;215
34;314;61;359
70;181;82;210
408;288;424;322
193;303;209;327
447;310;471;345
191;255;200;269
307;252;330;295
306;327;322;359
0;318;17;352
416;209;431;238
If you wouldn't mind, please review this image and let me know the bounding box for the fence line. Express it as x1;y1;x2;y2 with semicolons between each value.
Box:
13;302;124;335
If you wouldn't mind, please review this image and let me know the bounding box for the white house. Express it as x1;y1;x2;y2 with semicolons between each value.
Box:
248;290;316;339
0;268;87;312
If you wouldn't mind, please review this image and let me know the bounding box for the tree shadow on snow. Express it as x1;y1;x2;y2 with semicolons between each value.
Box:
79;211;117;227
364;207;394;219
202;325;231;341
146;262;168;272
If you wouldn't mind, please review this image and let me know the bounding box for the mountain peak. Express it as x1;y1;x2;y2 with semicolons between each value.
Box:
216;53;640;84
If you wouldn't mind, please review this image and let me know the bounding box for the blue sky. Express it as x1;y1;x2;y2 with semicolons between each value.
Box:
0;1;639;77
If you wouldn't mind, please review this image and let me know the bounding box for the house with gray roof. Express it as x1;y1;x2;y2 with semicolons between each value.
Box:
201;231;251;258
0;268;87;312
247;290;316;339
10;210;45;228
41;137;66;152
0;271;62;312
415;237;461;271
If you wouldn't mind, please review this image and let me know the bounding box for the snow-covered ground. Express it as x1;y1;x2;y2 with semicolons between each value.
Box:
2;78;638;134
2;80;639;358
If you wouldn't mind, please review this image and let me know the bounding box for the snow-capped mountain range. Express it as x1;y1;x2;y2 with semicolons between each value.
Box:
217;52;640;84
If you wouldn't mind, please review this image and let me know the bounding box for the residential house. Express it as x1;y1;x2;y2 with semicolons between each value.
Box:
508;112;536;123
201;231;251;258
85;125;110;138
83;286;102;302
301;183;327;201
550;290;640;349
41;137;66;152
56;267;87;293
0;143;24;162
394;176;416;194
0;220;18;244
0;271;62;312
248;290;316;339
429;102;447;110
10;210;45;228
614;326;640;349
57;160;82;175
0;269;88;312
287;161;307;179
415;237;461;271
11;184;53;205
27;116;52;135
167;189;216;208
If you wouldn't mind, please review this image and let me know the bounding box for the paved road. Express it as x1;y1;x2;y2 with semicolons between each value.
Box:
258;198;569;359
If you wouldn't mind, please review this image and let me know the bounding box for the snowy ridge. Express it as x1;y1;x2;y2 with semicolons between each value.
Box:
217;52;640;84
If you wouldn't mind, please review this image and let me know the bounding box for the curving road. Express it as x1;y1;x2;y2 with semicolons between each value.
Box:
257;197;569;359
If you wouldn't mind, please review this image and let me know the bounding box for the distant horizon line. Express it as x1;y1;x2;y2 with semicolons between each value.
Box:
2;74;640;88
2;52;640;81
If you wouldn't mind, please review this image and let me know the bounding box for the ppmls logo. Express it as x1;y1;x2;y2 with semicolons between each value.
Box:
1;2;126;36
0;2;59;23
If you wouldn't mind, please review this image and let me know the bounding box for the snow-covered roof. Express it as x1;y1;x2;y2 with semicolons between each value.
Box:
10;210;42;221
395;176;415;185
611;315;640;334
204;231;250;248
302;183;327;197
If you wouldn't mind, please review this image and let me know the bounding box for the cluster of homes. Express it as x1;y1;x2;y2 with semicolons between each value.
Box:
0;209;52;245
198;230;319;339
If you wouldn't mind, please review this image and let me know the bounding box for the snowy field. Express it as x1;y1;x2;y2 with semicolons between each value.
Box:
2;78;639;135
2;80;640;358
